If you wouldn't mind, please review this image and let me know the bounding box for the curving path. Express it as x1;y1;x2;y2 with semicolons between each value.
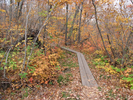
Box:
61;47;98;87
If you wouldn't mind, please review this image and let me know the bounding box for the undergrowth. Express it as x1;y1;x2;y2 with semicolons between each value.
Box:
0;45;64;99
92;53;133;90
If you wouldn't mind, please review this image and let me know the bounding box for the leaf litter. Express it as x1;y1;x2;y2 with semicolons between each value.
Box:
1;48;133;100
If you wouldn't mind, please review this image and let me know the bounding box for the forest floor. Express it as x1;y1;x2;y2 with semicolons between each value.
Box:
1;46;133;100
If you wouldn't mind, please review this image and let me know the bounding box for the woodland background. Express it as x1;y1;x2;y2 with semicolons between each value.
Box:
0;0;133;99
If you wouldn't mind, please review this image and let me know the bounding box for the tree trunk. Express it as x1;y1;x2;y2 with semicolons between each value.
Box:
15;0;24;20
65;3;68;45
9;0;13;22
78;2;83;43
68;4;80;44
105;23;116;58
92;0;113;63
121;27;133;66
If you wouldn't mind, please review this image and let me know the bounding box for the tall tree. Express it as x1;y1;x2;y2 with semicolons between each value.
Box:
92;0;113;63
78;1;83;43
65;3;68;45
15;0;24;20
68;4;80;44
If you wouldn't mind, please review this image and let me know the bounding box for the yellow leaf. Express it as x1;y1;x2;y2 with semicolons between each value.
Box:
15;0;21;2
0;9;6;13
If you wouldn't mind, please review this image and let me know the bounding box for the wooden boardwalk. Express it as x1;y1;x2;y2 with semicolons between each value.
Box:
61;47;98;87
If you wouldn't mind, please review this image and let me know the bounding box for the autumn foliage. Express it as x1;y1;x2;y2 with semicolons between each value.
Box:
0;0;133;98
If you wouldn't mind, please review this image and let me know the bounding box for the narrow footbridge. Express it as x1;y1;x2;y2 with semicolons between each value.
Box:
61;47;98;87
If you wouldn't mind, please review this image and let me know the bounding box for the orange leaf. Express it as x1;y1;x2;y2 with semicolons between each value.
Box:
29;77;33;83
45;81;48;84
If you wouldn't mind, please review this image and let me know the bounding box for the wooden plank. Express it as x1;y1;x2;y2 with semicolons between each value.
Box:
60;47;78;53
80;53;98;87
60;46;98;87
77;52;90;86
